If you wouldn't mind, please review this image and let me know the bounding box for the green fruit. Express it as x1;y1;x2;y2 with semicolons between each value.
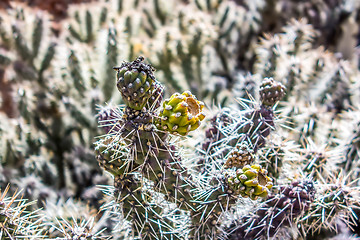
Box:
157;91;205;136
228;164;273;200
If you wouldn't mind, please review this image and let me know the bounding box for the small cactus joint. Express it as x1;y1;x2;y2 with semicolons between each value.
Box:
259;77;286;107
115;56;156;110
224;142;254;169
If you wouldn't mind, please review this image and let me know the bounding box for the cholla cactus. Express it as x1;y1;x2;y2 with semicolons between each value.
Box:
0;185;43;239
94;57;290;239
1;0;360;239
41;198;112;239
297;174;360;239
0;7;111;239
228;179;316;239
95;57;204;238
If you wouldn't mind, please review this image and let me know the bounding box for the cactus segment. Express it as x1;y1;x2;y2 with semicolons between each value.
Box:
228;179;315;239
157;91;205;136
115;56;157;110
95;137;136;176
240;106;275;151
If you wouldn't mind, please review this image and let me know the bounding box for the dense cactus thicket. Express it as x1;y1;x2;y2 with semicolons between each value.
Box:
1;0;360;239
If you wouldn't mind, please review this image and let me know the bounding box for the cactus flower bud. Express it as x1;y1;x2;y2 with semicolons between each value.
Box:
115;56;156;110
259;77;286;107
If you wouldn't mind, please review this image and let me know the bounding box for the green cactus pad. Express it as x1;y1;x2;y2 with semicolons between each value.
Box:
228;164;273;200
156;91;205;136
259;77;286;107
115;56;156;110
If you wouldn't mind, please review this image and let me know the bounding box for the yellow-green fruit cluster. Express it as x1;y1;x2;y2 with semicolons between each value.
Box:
115;57;156;110
228;164;273;200
157;91;205;136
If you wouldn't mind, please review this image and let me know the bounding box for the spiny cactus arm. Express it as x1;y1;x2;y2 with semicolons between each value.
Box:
238;77;286;152
103;27;118;102
0;185;44;239
153;45;183;92
199;78;286;173
227;179;316;239
67;9;97;43
95;136;139;176
97;57;203;238
114;173;179;239
38;42;56;78
12;24;33;62
189;176;238;239
300;175;360;237
95;134;178;239
258;139;289;181
140;143;195;211
0;7;56;84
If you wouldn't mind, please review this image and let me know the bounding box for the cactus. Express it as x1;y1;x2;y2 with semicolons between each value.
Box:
259;77;286;108
258;138;290;181
0;5;111;237
94;57;289;239
228;179;316;239
115;56;157;110
95;57;201;238
224;142;254;169
0;185;44;239
300;175;360;239
41;198;113;239
1;1;360;239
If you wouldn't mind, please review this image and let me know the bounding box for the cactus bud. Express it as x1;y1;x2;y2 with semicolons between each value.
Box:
224;142;254;169
115;56;156;110
259;77;286;107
